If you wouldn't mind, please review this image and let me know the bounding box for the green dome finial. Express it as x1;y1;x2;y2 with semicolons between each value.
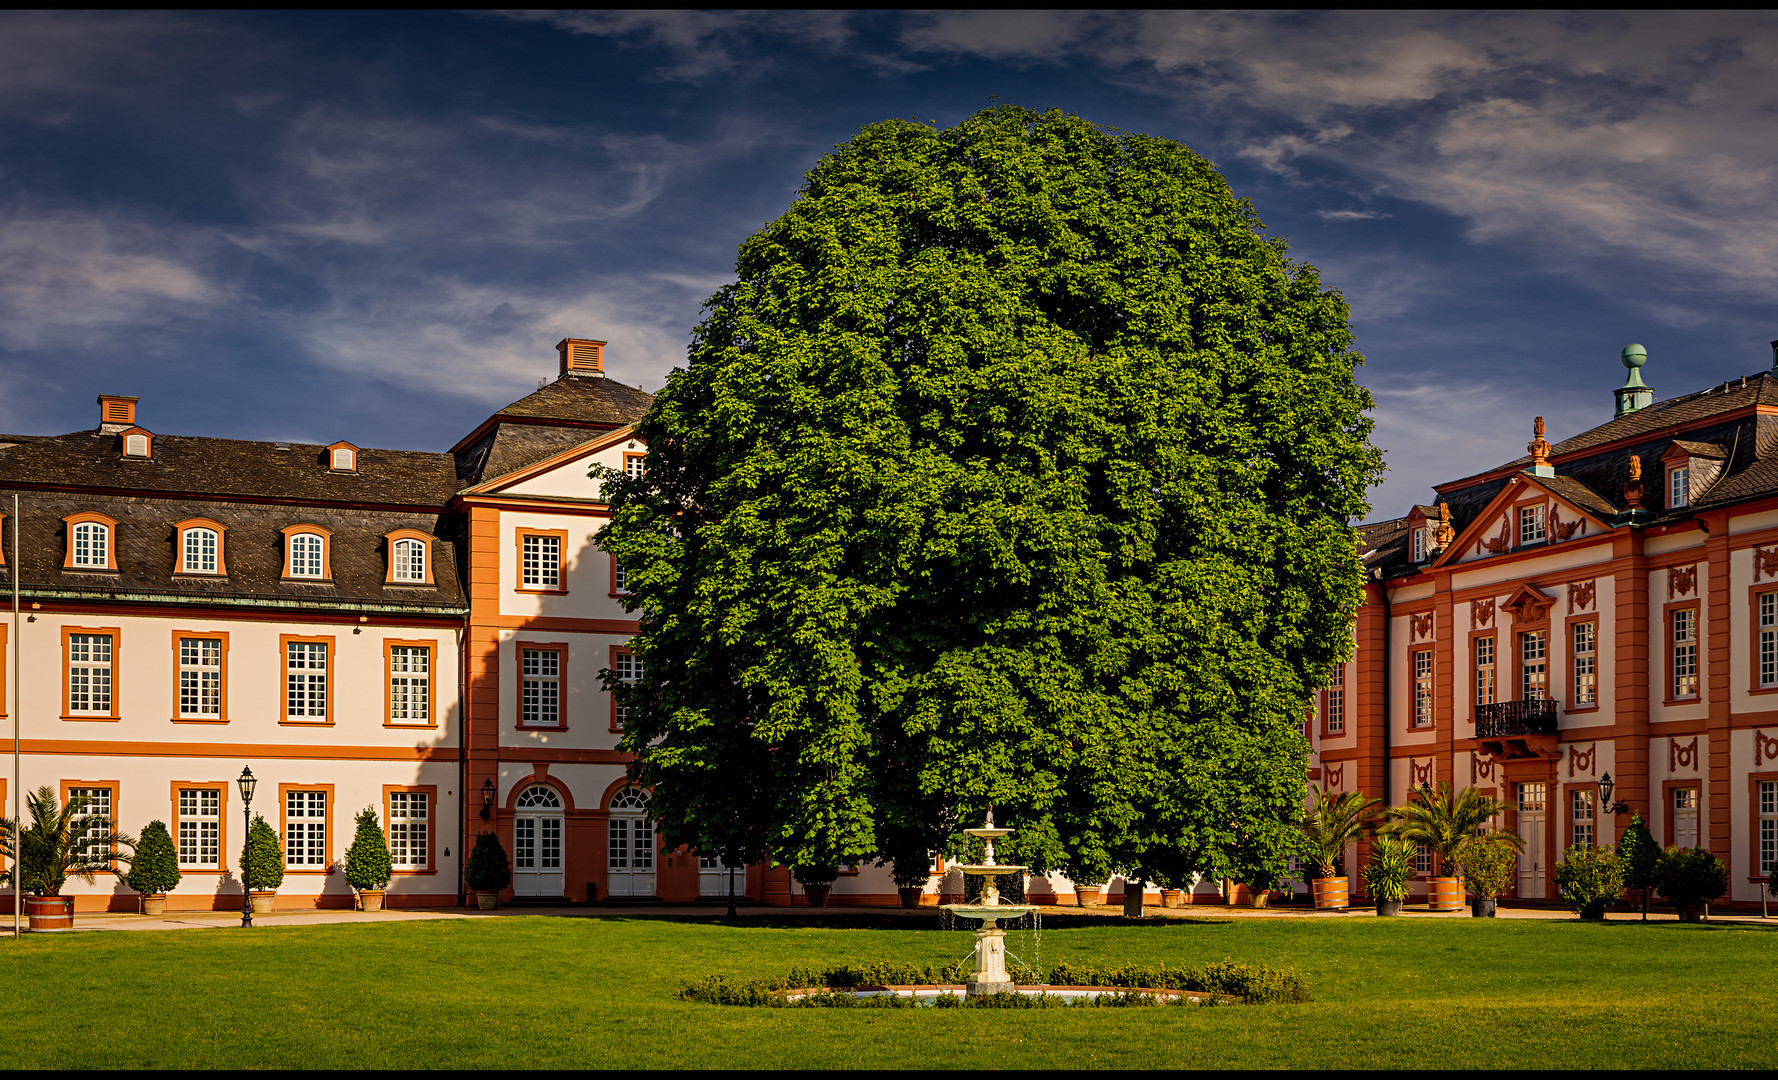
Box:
1622;343;1647;369
1616;344;1652;416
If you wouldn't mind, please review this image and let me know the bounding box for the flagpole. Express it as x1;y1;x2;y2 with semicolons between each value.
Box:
11;493;20;939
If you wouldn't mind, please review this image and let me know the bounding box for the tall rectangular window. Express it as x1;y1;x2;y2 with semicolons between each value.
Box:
1412;844;1432;875
285;790;327;868
285;641;329;720
1672;608;1699;698
1413;649;1434;727
388;645;431;724
521;534;560;588
1571;788;1595;849
1761;780;1777;877
1760;593;1778;688
1521;630;1547;700
521;648;562;727
1325;665;1345;734
68;785;113;864
1412;528;1426;562
624;453;646;480
613;560;630;594
177;787;221;868
183;528;218;574
179;637;223;719
1519;505;1546;545
1671;466;1689;509
1475;635;1496;706
68;633;114;716
289;533;324;578
72;521;109;567
1571;621;1597;706
389;791;429;870
613;649;643;730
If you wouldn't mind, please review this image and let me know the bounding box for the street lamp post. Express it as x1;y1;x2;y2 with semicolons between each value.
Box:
238;766;257;928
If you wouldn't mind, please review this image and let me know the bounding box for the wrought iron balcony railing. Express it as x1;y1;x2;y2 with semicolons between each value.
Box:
1474;697;1560;738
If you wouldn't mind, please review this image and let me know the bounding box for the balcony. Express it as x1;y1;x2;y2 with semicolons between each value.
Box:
1472;698;1561;760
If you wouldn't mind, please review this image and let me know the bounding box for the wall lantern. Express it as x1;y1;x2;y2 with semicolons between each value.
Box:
1597;771;1632;815
480;778;496;820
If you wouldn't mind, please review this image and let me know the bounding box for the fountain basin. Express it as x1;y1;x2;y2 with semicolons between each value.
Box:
941;904;1038;921
777;984;1231;1006
951;864;1027;876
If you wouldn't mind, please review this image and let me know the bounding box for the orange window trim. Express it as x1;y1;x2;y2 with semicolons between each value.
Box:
1468;628;1497;714
62;625;122;721
609;643;635;733
119;426;154;458
382;784;439;875
1661;778;1702;848
1748;771;1778;882
171;517;230;576
382;528;436;586
62;511;120;571
1747;585;1778;695
278;634;336;725
0;623;7;718
326;441;358;473
0;779;5;871
516;640;569;730
168;779;231;873
59;778;121;874
608;551;630;598
0;509;7;566
1563;615;1599;713
280;523;334;581
1662;598;1702;704
1560;781;1600;852
277;782;336;874
515;528;570;594
170;630;230;724
383;638;437;728
621;450;646;477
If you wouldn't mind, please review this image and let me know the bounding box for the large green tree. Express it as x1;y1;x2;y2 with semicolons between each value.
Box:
597;106;1381;885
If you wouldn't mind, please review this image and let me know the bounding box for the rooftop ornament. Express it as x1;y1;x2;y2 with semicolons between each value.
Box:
1615;344;1654;417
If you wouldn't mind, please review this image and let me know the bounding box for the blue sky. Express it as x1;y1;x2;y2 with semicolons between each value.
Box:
3;11;1776;518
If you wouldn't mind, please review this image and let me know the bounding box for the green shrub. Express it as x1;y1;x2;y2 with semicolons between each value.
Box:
1362;835;1414;901
1455;833;1520;900
125;820;181;896
791;864;839;888
245;814;284;892
1656;846;1728;909
1554;845;1624;917
343;807;393;892
465;831;510;892
1616;812;1661;917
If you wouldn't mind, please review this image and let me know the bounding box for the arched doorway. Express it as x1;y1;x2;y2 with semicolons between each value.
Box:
513;783;564;898
606;787;655;898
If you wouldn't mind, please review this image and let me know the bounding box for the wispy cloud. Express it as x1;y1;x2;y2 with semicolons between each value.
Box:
1317;209;1389;222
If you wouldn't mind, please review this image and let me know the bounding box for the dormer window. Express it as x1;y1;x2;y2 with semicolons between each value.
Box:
1412;527;1427;563
174;519;227;575
1670;465;1689;509
119;426;153;459
1518;505;1546;546
384;529;433;585
281;524;332;580
63;512;119;571
1659;440;1725;511
327;441;358;473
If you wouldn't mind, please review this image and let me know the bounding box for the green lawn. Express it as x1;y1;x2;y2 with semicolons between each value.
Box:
2;913;1774;1069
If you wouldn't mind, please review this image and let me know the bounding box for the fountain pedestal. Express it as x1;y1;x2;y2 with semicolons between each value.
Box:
967;926;1014;996
941;811;1038;997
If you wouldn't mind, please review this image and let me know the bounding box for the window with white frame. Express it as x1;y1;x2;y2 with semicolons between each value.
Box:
124;432;149;457
1670;465;1689;509
521;648;561;726
613;559;630;594
1413;649;1433;727
1412;843;1432;875
331;446;355;471
285;790;326;867
1761;593;1778;688
177;787;220;868
68;633;114;715
178;637;222;719
389;646;431;723
72;521;109;567
289;533;324;578
1325;665;1344;734
613;650;643;729
69;786;113;864
624;454;646;480
521;534;560;588
1521;630;1547;700
286;641;328;719
1571;788;1595;849
391;538;426;582
389;791;429;870
1572;621;1597;706
1760;780;1777;877
1412;527;1426;563
1475;635;1497;706
1518;505;1546;545
183;527;218;574
1672;608;1699;698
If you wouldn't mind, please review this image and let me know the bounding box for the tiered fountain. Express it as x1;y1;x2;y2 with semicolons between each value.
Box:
941;809;1038;997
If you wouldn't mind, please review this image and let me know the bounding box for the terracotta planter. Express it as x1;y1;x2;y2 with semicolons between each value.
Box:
249;890;277;914
1074;886;1102;907
1248;889;1271;909
1579;898;1607;921
802;883;832;908
1677;903;1703;923
1311;876;1349;911
472;891;497;911
1160;889;1183;909
1471;898;1498;918
141;894;167;916
359;889;386;912
25;895;73;931
1425;877;1464;912
1375;898;1403;917
896;886;923;909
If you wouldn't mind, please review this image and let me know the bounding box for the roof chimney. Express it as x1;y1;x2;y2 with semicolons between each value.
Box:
97;394;138;433
556;338;606;379
1615;344;1653;417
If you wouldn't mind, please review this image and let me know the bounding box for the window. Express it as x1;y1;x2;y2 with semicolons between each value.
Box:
1672;608;1699;698
70;520;111;568
1571;621;1597;706
387;643;432;725
283;638;331;722
388;790;430;871
328;442;358;472
1671;465;1689;509
284;789;328;868
520;531;563;590
1571;788;1595;849
124;432;149;457
177;787;222;869
183;528;218;574
1412;844;1432;875
67;785;115;867
1475;635;1496;706
612;648;643;731
1325;665;1344;734
1760;780;1777;877
1761;593;1778;688
282;526;331;580
520;646;563;727
1412;527;1426;563
623;451;646;480
1413;649;1433;727
613;558;630;595
66;631;116;717
391;538;426;582
1520;630;1547;700
177;636;224;720
1519;505;1546;545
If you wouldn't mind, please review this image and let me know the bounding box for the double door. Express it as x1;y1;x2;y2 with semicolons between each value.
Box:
514;812;564;898
607;814;656;897
698;854;745;898
1517;782;1546;899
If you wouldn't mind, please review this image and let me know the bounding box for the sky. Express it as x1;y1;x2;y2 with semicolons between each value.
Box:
3;10;1777;518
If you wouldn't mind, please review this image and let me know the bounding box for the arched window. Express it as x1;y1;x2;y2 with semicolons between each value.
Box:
72;522;109;567
327;441;358;473
183;527;218;574
289;533;325;578
516;784;562;808
392;538;426;582
609;787;651;811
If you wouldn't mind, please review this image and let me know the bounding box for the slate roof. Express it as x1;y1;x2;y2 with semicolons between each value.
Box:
454;373;653;486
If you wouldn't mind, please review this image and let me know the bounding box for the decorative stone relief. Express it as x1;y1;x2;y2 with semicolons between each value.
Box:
1481;518;1511;555
1568;742;1596;779
1411;612;1434;641
1472;754;1496;783
1756;730;1778;767
1473;598;1495;629
1409;757;1434;789
1669;564;1698;599
1551;506;1583;541
1670;736;1699;773
1324;762;1345;790
1567;580;1596;614
1756;546;1778;583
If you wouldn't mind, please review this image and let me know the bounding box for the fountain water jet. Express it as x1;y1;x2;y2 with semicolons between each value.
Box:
941;808;1039;997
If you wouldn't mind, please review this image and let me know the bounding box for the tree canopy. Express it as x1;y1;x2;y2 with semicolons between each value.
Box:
597;105;1382;886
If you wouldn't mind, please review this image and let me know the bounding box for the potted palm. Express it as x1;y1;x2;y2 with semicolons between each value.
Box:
343;807;393;911
126;820;181;915
1363;835;1414;916
244;814;283;913
1554;844;1624;920
1384;782;1509;911
465;830;509;909
0;785;135;930
1300;786;1381;910
1454;832;1520;917
1656;846;1727;922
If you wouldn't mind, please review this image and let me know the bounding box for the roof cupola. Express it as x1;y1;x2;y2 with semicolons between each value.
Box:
556;338;606;379
97;394;138;433
1615;344;1653;417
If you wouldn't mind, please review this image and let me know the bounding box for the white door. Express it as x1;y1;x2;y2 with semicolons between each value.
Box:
1673;786;1700;849
513;784;565;898
607;787;655;898
1517;782;1547;899
699;854;744;897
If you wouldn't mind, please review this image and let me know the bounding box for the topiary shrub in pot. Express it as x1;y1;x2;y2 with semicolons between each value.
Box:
1454;833;1520;917
126;820;181;915
1555;844;1625;920
1362;835;1414;916
1656;846;1728;922
793;864;839;908
1616;813;1661;921
244;814;284;914
343;807;393;911
889;850;930;909
465;831;510;909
